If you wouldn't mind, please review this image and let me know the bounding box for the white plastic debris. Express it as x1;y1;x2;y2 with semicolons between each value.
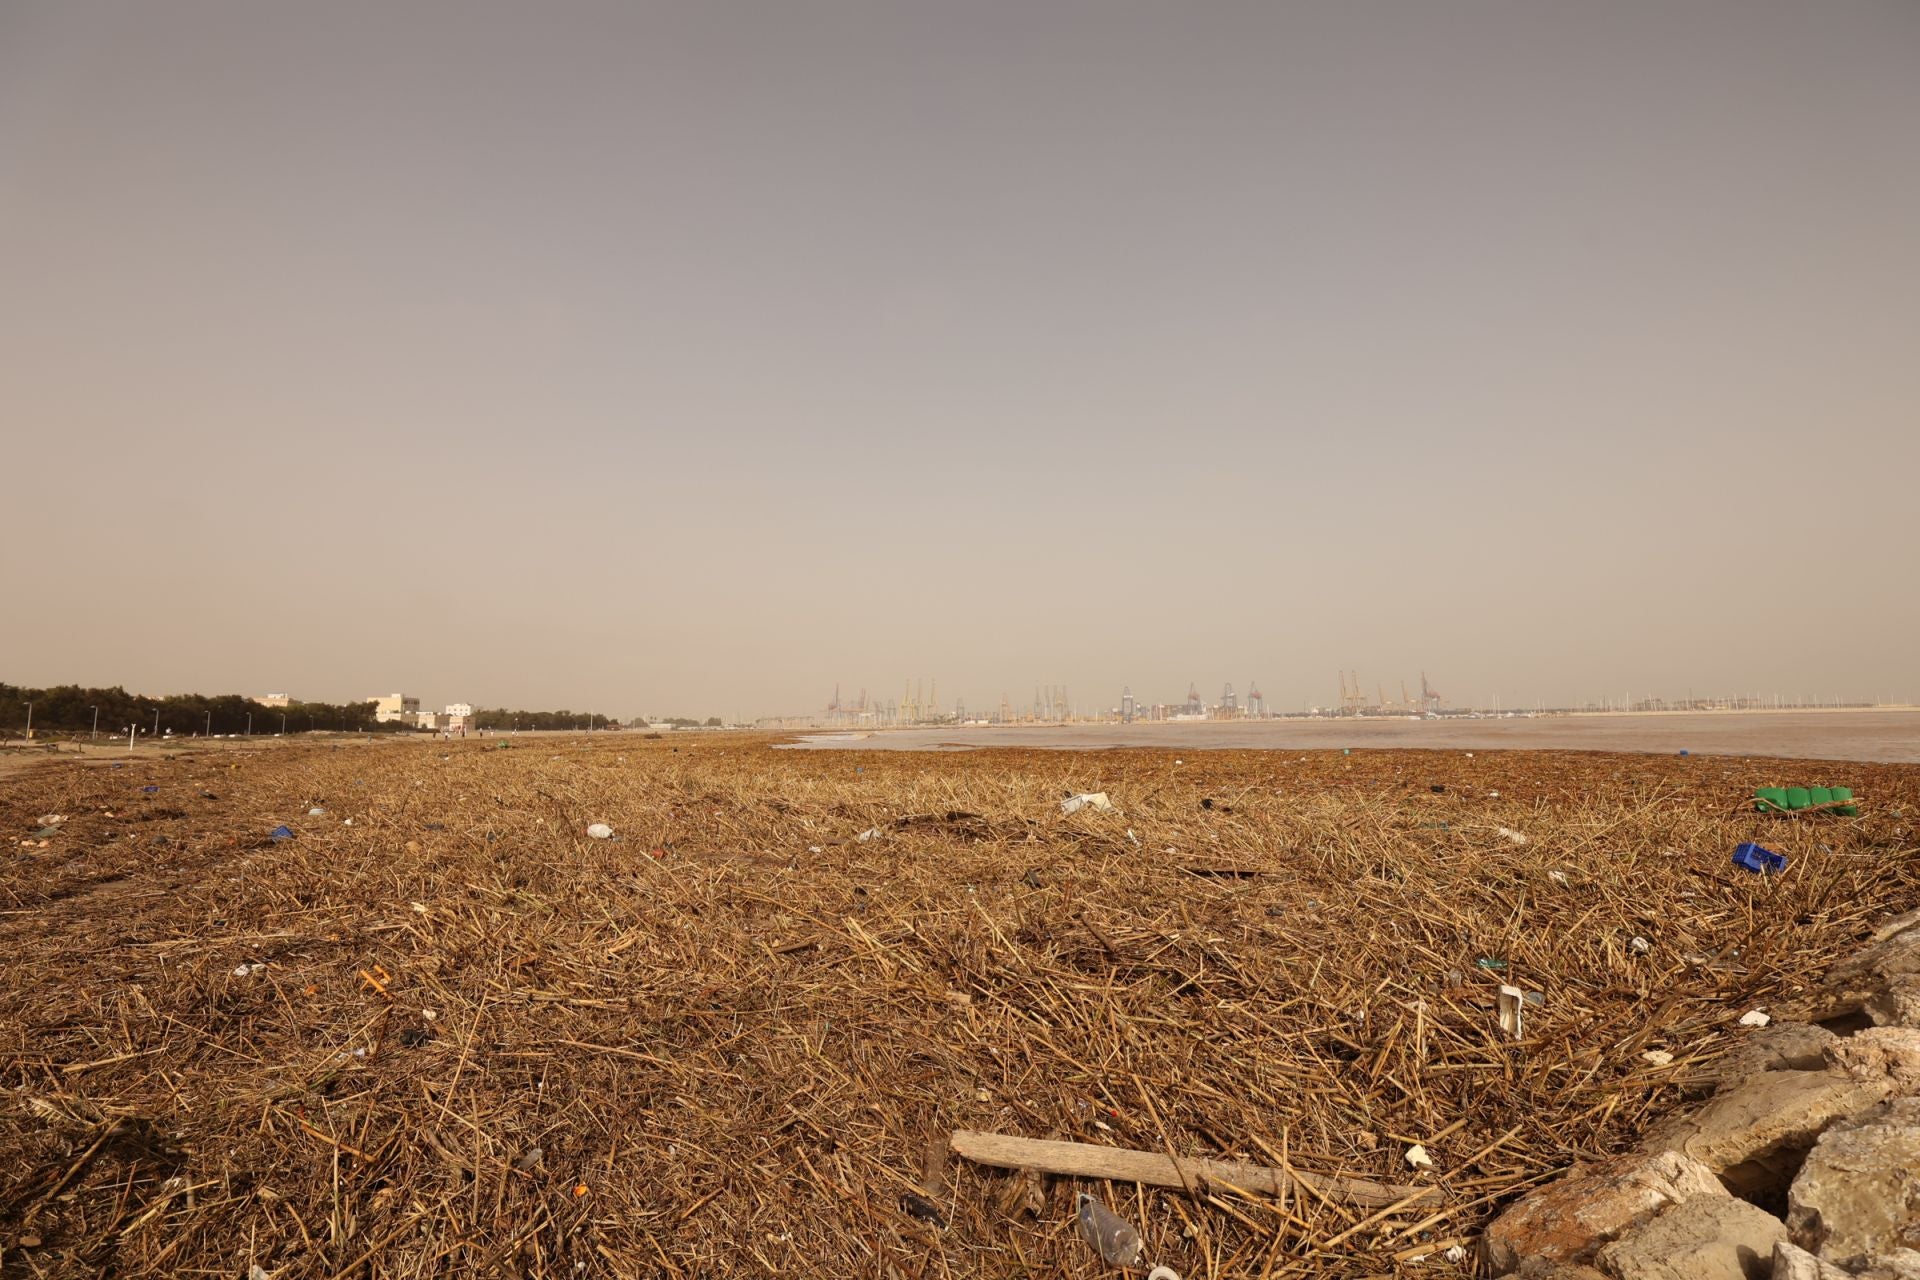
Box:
342;818;353;826
232;962;266;977
307;807;326;816
1738;1009;1771;1028
250;1265;272;1280
1405;1144;1433;1169
1076;1194;1145;1267
1488;790;1500;798
1497;826;1527;845
856;827;881;842
1497;985;1525;1039
1147;1268;1183;1280
1548;869;1569;886
1444;1245;1467;1264
807;845;823;853
1061;792;1117;815
36;814;65;826
1642;1050;1675;1066
585;823;614;840
1630;936;1651;954
1126;828;1140;846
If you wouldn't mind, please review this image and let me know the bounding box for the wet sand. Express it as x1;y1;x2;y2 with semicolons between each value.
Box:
783;708;1920;763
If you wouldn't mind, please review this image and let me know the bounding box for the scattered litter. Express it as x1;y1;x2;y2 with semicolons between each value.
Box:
1497;985;1525;1039
1523;990;1544;1007
250;1266;272;1280
1754;785;1857;816
512;1146;545;1171
899;1191;946;1228
1475;957;1507;971
856;827;881;842
268;825;293;842
1548;869;1569;886
1061;792;1117;815
1630;936;1652;954
342;818;353;826
1497;827;1528;845
585;823;614;840
1731;842;1787;875
232;962;267;977
1076;1193;1145;1268
1445;1245;1467;1263
1738;1009;1771;1028
1642;1050;1675;1066
808;845;824;853
1405;1144;1433;1169
307;807;326;816
35;814;65;827
1488;790;1500;798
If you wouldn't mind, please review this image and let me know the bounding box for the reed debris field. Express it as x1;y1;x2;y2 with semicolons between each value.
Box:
2;735;1916;1277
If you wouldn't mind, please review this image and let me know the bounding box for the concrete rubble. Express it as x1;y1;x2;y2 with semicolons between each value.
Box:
1593;1196;1785;1279
1483;908;1920;1279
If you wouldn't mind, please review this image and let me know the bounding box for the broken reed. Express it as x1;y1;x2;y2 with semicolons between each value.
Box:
0;735;1914;1278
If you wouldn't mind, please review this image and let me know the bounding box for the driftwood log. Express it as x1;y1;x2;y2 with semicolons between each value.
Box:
949;1130;1442;1208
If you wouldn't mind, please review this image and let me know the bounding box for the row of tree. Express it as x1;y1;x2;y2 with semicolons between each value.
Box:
471;708;622;731
0;683;402;738
1;683;729;739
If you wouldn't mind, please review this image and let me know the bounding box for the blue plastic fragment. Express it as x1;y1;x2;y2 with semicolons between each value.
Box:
269;825;294;842
1732;842;1787;874
141;785;159;793
1679;750;1690;757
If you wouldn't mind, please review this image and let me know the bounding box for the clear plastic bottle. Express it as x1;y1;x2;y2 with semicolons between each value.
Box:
1076;1193;1144;1268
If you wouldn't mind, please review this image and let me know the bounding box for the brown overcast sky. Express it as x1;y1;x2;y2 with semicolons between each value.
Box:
3;1;1917;718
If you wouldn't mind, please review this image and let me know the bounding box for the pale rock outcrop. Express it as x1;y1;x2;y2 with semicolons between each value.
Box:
1592;1195;1784;1280
1638;1067;1892;1200
1481;1150;1726;1274
1787;1097;1920;1269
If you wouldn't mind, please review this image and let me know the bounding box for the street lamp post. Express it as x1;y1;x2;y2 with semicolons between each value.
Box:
90;706;99;738
246;712;252;736
205;710;212;737
280;713;287;736
25;701;32;738
152;708;160;738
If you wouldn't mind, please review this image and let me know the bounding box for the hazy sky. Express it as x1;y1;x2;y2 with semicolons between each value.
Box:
4;2;1917;718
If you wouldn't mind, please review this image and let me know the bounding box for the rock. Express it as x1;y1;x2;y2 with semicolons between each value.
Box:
1772;1241;1851;1279
1857;1253;1920;1280
1699;1023;1837;1089
1639;1067;1893;1201
1514;1261;1609;1279
1867;976;1920;1030
1482;1150;1726;1274
1593;1195;1785;1280
1787;1097;1920;1270
1825;1027;1920;1091
1799;922;1920;1023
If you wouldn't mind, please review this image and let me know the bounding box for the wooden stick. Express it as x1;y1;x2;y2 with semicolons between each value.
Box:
948;1130;1440;1209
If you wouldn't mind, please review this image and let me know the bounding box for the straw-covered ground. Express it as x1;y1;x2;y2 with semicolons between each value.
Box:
2;735;1916;1278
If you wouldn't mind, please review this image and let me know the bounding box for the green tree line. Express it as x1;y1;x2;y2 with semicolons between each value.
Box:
471;708;624;731
0;683;400;738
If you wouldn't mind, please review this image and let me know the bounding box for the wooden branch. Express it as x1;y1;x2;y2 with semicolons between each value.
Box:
949;1130;1441;1209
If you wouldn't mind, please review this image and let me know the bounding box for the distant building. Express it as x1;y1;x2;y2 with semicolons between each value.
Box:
255;693;291;708
444;702;474;731
445;702;473;718
371;694;420;723
412;711;450;731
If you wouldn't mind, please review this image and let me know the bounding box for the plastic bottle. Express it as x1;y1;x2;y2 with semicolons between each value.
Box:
1076;1193;1144;1268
